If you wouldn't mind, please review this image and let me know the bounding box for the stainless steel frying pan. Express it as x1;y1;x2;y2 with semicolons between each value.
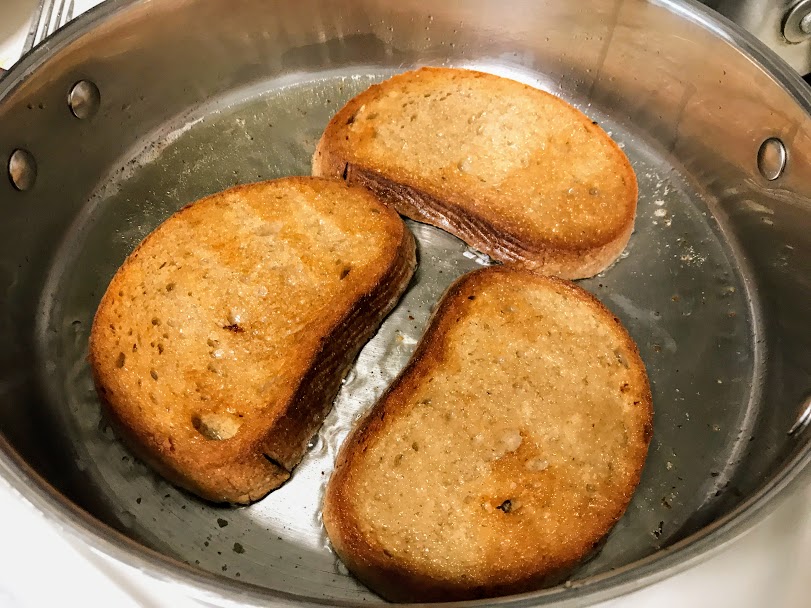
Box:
1;0;810;606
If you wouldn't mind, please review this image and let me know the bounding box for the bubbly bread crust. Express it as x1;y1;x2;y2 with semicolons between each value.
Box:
323;266;653;602
313;67;638;279
89;177;416;504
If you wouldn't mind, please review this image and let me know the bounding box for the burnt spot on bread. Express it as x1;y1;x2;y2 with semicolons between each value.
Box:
340;265;352;280
223;323;244;333
496;499;513;513
341;163;349;180
346;114;356;126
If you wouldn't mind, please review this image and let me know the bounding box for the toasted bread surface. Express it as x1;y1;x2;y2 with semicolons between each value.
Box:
89;177;416;504
313;67;638;278
323;267;652;602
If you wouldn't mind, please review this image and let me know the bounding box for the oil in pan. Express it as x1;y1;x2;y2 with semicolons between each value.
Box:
40;68;757;602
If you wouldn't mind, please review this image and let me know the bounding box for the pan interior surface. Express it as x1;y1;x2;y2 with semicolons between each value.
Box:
34;67;760;602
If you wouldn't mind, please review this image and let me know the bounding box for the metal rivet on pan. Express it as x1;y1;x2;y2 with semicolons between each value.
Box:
788;394;811;435
8;149;37;191
68;80;101;119
783;0;811;43
757;138;787;181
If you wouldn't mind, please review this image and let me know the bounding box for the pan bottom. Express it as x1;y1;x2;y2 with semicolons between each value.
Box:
35;67;760;602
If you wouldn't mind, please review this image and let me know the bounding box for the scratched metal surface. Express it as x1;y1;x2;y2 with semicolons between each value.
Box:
33;67;757;603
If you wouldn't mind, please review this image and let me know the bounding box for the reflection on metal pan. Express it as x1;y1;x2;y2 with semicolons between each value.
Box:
0;0;810;606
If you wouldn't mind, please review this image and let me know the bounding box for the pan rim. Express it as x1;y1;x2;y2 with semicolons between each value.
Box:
1;0;810;605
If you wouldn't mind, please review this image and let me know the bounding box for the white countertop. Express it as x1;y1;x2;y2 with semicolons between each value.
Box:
1;472;809;608
1;2;810;607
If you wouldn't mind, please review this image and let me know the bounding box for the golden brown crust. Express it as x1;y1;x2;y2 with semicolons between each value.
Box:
323;267;652;602
89;177;416;504
348;167;634;280
313;67;638;279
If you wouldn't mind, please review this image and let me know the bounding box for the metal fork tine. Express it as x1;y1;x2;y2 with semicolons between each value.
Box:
21;0;77;56
23;0;50;54
39;0;57;46
54;0;66;32
58;0;74;28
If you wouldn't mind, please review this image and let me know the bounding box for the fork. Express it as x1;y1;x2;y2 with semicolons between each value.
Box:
22;0;76;55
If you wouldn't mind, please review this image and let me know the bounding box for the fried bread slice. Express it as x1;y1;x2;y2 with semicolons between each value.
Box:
313;67;637;279
89;177;416;504
323;266;652;601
